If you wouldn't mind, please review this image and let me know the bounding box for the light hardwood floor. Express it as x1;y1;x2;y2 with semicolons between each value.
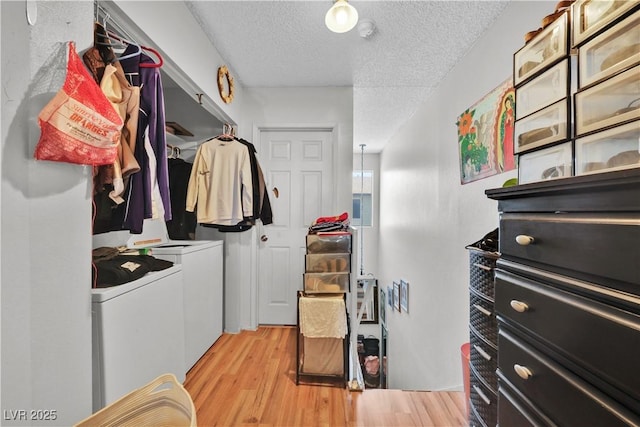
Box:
184;326;467;426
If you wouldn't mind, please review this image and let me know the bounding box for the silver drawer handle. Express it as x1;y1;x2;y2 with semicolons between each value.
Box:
474;344;492;361
515;235;535;246
473;263;493;271
514;364;533;380
510;300;529;313
473;385;491;405
473;304;492;317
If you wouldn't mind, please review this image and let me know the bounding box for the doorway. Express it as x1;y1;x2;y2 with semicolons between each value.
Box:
257;128;336;325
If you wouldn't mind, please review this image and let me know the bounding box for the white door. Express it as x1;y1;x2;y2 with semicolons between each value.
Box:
258;129;335;325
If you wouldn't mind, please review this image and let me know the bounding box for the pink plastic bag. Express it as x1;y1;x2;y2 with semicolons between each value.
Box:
34;41;123;165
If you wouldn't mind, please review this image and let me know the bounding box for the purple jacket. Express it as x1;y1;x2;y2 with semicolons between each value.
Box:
120;45;172;232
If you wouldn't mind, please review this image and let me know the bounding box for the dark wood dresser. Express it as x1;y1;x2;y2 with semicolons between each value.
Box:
486;169;640;426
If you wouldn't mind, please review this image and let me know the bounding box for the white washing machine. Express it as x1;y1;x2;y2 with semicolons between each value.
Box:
91;265;185;411
152;240;224;371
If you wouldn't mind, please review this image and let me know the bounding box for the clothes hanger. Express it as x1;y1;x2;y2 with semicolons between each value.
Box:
166;144;181;159
94;28;142;62
105;31;142;61
217;123;235;141
97;7;136;43
117;44;142;61
139;45;164;69
95;4;163;68
92;14;129;67
94;12;121;46
104;29;163;68
91;21;118;66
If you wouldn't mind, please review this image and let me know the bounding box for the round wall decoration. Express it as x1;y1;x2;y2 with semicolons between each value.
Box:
217;65;235;104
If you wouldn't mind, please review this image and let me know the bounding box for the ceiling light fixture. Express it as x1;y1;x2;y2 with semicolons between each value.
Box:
325;0;358;33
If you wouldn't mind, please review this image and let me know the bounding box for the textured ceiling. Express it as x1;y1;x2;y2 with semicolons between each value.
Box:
186;1;510;152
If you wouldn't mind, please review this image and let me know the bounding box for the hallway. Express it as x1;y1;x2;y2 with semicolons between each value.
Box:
184;326;467;426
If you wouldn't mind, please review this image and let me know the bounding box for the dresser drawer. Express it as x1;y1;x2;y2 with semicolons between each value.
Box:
498;326;640;426
305;253;350;273
470;289;498;346
306;233;351;254
574;64;640;137
468;403;486;427
575;120;640;176
572;0;640;47
514;11;569;86
500;213;640;286
495;268;640;403
498;375;557;427
516;58;572;120
470;329;498;393
303;272;349;293
517;141;573;185
470;364;498;427
468;248;498;301
577;9;640;89
514;99;570;154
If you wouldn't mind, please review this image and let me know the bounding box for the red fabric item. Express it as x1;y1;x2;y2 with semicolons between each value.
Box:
34;41;123;166
315;212;349;224
364;355;380;375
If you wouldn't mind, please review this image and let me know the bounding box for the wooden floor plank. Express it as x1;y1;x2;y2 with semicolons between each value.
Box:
185;326;467;426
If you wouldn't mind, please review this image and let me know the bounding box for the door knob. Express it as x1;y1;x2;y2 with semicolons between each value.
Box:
272;187;279;198
260;235;268;242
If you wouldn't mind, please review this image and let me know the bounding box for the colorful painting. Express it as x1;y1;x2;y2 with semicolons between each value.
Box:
457;78;515;184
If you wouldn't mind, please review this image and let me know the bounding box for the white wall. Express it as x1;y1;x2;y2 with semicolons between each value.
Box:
1;2;93;424
379;1;555;391
111;1;244;127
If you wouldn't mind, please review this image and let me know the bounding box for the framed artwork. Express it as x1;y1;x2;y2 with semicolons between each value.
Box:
357;278;378;324
379;287;387;327
387;286;393;308
380;326;388;389
457;77;516;184
400;280;409;313
393;281;401;312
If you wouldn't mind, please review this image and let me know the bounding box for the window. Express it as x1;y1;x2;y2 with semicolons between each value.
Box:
352;170;373;226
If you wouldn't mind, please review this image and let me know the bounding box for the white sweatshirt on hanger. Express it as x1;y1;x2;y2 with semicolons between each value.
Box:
186;138;253;226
